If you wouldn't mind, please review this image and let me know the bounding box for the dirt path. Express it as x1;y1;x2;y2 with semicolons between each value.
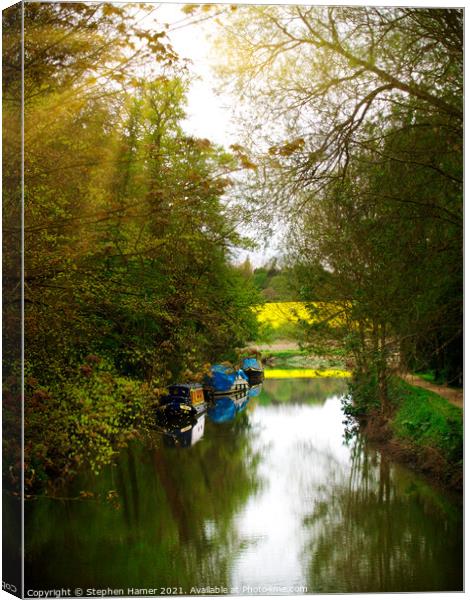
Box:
403;374;463;409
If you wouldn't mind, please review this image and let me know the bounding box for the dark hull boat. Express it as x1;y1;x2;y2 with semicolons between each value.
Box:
158;383;207;419
158;400;206;419
161;413;206;448
241;357;264;385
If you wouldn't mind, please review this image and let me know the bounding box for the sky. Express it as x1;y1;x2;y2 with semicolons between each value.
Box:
145;3;235;147
140;3;278;268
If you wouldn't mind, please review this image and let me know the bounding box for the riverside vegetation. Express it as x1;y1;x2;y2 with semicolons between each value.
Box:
3;3;261;494
211;5;462;488
2;4;462;494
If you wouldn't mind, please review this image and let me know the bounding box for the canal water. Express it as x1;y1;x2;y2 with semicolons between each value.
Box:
25;377;463;594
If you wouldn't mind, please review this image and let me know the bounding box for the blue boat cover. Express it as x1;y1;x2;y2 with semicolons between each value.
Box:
239;369;249;382
205;364;248;392
242;357;262;371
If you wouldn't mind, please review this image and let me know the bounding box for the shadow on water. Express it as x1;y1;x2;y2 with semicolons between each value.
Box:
24;377;462;593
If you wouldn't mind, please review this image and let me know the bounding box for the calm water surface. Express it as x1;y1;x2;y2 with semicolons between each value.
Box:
25;377;463;594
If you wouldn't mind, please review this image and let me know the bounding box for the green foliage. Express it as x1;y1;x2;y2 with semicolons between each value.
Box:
261;349;309;359
214;5;463;410
390;379;462;464
345;371;382;418
265;350;344;370
253;268;268;290
253;261;298;302
415;371;437;384
253;320;302;344
24;357;149;492
3;3;263;493
25;412;262;589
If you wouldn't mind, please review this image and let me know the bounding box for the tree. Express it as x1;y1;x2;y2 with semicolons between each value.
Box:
213;6;463;406
3;2;262;492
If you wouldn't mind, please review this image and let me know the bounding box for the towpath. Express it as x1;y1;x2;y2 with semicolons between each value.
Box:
403;374;463;409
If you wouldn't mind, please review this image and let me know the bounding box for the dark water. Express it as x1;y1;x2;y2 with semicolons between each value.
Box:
24;377;463;594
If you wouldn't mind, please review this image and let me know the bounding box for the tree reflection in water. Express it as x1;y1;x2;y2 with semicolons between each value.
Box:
25;411;262;590
301;434;463;592
25;379;462;594
258;378;348;406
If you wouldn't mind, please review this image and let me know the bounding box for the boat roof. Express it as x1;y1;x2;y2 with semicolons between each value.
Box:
169;383;203;389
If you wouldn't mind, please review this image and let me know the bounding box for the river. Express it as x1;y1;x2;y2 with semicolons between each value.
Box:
24;376;463;594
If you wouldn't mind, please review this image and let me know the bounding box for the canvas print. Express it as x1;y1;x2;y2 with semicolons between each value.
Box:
2;1;463;597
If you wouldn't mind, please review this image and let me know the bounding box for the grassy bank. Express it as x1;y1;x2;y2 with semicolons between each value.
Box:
392;379;462;463
359;378;463;490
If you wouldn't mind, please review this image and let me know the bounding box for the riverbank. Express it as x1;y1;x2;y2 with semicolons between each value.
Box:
248;342;462;490
403;373;463;408
359;378;463;491
253;341;348;371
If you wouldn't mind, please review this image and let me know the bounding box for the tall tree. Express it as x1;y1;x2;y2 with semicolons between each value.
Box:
213;5;463;404
3;3;261;492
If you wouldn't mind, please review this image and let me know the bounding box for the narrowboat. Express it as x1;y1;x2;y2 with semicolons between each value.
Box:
241;357;264;385
204;364;249;398
158;383;207;418
162;413;206;448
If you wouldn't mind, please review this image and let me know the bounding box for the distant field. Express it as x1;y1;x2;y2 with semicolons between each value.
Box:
264;368;351;379
254;301;342;328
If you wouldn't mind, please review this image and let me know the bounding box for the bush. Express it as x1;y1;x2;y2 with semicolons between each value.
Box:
345;369;382;416
23;357;150;492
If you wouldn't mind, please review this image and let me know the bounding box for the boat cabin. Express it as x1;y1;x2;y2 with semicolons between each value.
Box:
241;357;264;385
167;383;205;406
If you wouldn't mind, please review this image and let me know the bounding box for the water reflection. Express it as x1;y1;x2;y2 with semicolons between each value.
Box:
258;377;347;406
25;408;262;591
301;435;463;592
208;387;259;424
161;414;206;448
25;377;462;593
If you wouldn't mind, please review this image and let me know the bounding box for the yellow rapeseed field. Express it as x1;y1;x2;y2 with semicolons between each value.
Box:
254;302;312;328
264;368;351;379
254;302;344;328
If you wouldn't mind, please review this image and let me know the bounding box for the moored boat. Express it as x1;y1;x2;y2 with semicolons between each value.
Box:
241;357;264;385
204;364;249;398
161;413;206;448
158;383;207;418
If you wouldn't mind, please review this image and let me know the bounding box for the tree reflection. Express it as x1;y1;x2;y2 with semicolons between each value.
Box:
259;378;347;405
24;387;463;594
301;435;463;592
25;412;262;590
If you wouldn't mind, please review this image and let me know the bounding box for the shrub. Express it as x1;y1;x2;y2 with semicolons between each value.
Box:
23;358;150;491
